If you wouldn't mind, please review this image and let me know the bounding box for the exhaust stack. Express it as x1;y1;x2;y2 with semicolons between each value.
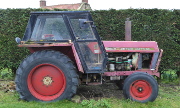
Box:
125;18;131;41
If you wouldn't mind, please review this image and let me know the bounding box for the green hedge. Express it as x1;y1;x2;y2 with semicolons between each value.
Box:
0;8;179;74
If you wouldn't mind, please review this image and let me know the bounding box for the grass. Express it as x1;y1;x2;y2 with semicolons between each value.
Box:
112;85;180;108
160;69;179;85
0;84;180;108
0;69;14;80
0;91;83;108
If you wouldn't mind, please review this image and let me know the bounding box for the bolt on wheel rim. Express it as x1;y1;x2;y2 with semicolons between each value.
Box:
130;80;152;101
27;64;66;101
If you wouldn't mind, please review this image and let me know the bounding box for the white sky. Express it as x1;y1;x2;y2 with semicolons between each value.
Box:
0;0;179;10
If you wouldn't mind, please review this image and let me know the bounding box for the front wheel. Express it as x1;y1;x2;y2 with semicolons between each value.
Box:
123;72;158;103
15;50;78;102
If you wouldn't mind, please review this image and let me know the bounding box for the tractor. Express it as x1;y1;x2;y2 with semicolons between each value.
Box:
15;11;163;103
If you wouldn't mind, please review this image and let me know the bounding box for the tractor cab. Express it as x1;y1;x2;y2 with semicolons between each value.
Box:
16;11;107;73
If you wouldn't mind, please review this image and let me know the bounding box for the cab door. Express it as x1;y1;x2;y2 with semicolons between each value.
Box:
66;13;107;73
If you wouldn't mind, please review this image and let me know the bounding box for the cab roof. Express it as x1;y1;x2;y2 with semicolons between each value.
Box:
30;11;90;14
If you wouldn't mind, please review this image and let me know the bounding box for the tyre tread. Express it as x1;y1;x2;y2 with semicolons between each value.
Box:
123;72;158;103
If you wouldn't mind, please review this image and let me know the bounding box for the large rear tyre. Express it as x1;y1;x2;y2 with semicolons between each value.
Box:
15;50;78;102
123;72;158;103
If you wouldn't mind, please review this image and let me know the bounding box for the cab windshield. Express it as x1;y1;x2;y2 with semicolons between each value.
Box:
30;15;71;41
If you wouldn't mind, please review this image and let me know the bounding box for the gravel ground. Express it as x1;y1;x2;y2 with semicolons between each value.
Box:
76;82;124;100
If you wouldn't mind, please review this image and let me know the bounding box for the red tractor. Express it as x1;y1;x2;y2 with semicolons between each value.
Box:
15;11;163;103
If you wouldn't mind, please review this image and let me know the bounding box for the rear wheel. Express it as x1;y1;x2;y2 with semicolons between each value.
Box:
123;72;158;103
15;50;78;102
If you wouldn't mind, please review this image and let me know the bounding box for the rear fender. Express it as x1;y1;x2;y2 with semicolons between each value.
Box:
26;44;84;73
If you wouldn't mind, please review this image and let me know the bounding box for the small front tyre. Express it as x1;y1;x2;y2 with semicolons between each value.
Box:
123;72;158;103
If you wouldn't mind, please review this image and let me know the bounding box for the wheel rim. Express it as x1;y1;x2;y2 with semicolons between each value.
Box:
130;80;152;101
27;64;66;101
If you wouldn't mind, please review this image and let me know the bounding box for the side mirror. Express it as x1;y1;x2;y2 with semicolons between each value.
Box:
15;37;21;44
79;19;89;29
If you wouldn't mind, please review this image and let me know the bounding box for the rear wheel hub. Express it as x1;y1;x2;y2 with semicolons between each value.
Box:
43;76;53;86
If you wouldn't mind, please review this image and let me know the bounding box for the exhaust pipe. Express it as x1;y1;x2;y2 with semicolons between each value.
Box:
125;18;131;41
